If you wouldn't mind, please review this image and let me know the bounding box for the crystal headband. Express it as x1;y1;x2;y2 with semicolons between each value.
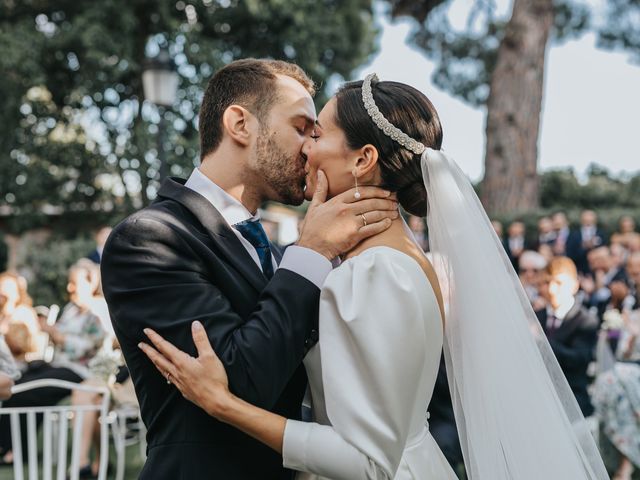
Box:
361;73;426;155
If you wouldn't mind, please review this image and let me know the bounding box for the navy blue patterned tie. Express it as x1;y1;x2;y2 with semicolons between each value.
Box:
235;220;274;279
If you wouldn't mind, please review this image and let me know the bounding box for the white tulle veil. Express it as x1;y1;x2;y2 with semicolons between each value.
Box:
359;72;608;479
421;148;608;479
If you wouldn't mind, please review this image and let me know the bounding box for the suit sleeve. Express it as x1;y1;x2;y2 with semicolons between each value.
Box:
101;214;320;409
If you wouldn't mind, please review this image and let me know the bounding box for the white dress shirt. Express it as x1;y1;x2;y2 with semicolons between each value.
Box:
184;168;331;289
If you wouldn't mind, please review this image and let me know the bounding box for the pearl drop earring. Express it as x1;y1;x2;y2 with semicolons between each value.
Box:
353;171;361;200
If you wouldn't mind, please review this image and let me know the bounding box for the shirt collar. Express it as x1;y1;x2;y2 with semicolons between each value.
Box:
184;168;259;226
554;297;576;320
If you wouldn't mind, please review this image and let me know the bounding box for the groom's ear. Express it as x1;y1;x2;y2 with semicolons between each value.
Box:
353;144;379;178
222;105;254;147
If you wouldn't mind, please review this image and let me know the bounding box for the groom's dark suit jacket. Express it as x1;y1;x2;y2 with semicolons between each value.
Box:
101;178;320;479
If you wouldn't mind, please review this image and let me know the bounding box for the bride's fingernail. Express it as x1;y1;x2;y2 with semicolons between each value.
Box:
143;328;151;336
192;321;203;332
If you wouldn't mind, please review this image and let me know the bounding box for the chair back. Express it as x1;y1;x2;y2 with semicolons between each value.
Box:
0;379;110;480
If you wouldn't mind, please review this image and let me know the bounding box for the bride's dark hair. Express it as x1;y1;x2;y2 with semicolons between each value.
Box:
334;80;443;217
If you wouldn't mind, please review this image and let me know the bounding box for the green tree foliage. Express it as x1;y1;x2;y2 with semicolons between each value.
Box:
540;164;640;210
598;0;640;62
383;0;590;107
0;0;377;232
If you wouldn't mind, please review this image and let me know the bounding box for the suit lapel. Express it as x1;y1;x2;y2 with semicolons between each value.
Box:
156;178;268;292
553;302;583;340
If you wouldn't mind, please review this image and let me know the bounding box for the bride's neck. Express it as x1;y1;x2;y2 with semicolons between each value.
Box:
342;217;412;260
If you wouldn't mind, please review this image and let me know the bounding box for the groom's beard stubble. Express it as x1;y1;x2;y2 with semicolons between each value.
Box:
255;129;305;206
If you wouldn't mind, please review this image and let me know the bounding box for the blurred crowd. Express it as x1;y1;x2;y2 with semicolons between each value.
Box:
0;226;137;479
0;211;638;478
410;211;640;480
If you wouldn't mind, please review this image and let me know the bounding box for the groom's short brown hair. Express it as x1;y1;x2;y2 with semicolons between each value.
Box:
199;59;315;159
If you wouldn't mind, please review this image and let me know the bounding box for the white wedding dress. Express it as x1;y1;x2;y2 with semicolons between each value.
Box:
282;246;458;479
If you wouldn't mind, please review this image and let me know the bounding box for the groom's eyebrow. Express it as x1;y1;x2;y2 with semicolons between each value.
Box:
292;113;317;129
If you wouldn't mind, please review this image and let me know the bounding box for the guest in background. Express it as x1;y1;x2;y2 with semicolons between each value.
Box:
623;252;640;311
592;308;640;480
536;256;598;417
491;220;503;240
0;272;42;358
0;261;106;463
518;250;548;310
504;221;527;272
428;355;463;473
87;226;112;264
581;246;629;320
611;216;639;251
407;215;429;251
566;210;606;274
552;212;571;256
536;216;556;249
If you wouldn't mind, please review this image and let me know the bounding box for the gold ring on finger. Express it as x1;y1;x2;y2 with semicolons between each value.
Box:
361;213;368;227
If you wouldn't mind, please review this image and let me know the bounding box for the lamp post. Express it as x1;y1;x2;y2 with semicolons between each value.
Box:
142;48;178;181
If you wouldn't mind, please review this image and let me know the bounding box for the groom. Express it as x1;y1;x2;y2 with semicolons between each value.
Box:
101;59;398;479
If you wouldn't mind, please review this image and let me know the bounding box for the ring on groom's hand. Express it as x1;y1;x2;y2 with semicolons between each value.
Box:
360;213;368;227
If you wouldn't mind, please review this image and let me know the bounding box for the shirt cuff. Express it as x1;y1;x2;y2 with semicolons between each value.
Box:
282;419;312;471
278;246;332;289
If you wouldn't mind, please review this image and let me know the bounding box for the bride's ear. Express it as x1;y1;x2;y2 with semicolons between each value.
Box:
352;144;379;179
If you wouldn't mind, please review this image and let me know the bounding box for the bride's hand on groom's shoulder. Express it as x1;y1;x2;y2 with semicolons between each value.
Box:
297;170;399;260
138;321;232;419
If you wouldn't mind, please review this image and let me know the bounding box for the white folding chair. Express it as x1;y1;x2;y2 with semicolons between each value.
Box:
107;404;146;480
0;379;111;480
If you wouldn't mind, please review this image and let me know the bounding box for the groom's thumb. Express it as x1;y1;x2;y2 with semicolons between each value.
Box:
311;170;328;205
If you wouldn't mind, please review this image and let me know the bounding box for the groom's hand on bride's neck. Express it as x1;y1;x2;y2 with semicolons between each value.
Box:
297;170;399;260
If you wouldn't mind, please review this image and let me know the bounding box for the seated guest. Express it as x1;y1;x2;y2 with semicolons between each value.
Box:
566;210;606;274
536;256;598;416
491;219;503;240
592;309;640;480
504;221;527;272
536;216;556;249
518;250;548;310
622;252;640;312
0;261;107;463
0;272;40;346
551;212;570;256
0;335;18;401
407;215;429;251
87;226;112;264
581;246;629;320
611;216;640;251
428;355;463;473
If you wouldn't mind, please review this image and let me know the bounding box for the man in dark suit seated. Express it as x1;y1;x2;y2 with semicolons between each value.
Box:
536;256;598;416
566;210;606;275
503;221;527;273
580;246;629;321
101;59;398;480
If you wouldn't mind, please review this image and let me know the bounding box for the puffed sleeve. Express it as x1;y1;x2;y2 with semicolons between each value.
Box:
282;249;433;479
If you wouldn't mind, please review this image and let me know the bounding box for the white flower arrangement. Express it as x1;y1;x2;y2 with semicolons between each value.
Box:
602;309;625;331
88;347;124;385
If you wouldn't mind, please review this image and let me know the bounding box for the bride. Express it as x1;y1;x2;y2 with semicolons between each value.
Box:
139;74;608;479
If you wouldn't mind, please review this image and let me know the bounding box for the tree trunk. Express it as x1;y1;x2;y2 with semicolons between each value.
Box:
481;0;554;215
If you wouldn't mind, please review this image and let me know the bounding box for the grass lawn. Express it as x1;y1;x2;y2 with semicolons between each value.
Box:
0;441;145;479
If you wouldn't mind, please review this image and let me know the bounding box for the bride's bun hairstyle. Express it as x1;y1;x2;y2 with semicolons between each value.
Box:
334;79;442;217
